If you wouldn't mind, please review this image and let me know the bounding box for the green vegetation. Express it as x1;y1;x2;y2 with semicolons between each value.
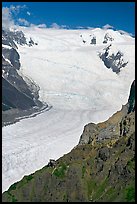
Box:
92;177;109;201
9;183;17;191
63;193;68;201
82;165;86;178
103;187;117;201
87;180;97;200
125;186;135;202
26;175;33;181
127;159;135;172
7;192;18;202
53;163;68;178
12;195;18;202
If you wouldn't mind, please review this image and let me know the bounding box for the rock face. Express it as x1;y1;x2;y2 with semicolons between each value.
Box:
2;47;20;69
2;29;28;47
28;37;35;47
2;82;135;202
2;29;45;124
90;36;96;45
2;77;36;110
128;80;135;113
103;33;114;44
99;44;128;73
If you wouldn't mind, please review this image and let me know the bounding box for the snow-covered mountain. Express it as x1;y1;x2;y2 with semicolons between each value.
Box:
2;29;45;112
16;27;134;111
2;27;135;192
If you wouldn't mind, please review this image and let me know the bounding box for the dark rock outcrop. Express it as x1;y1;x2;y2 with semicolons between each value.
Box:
2;29;47;126
128;80;135;113
2;29;28;48
98;147;110;161
2;77;36;110
2;29;44;113
99;44;128;73
2;47;20;69
103;33;114;44
28;37;35;46
90;36;96;45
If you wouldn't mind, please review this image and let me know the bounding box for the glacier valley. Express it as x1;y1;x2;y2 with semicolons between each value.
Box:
2;27;135;192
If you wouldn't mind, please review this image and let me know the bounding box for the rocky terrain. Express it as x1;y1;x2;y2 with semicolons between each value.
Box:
99;44;128;73
2;81;135;202
2;29;47;126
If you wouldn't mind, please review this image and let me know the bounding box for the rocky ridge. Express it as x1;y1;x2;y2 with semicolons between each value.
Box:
98;44;128;73
2;29;47;126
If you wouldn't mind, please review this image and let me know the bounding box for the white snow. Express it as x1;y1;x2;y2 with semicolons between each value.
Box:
2;55;13;67
2;27;135;192
2;44;12;49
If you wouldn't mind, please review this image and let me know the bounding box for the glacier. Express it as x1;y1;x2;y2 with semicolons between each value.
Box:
2;27;135;192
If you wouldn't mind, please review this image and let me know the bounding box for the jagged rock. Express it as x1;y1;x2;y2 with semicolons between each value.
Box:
126;133;135;151
47;159;56;167
2;29;27;47
128;80;135;113
99;45;128;73
79;123;97;145
2;30;18;49
113;159;130;180
90;36;96;45
96;158;104;172
2;77;37;110
29;37;35;46
13;31;27;45
2;47;20;70
103;33;114;44
98;147;110;161
2;28;45;122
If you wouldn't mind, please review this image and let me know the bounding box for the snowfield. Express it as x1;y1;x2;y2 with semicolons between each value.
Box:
17;28;135;111
2;27;135;192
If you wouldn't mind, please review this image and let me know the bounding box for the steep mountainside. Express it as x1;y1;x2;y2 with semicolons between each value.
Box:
2;29;47;126
2;81;135;202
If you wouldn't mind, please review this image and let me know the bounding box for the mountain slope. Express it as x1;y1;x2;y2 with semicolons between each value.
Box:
2;29;47;125
2;81;135;202
2;77;36;110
